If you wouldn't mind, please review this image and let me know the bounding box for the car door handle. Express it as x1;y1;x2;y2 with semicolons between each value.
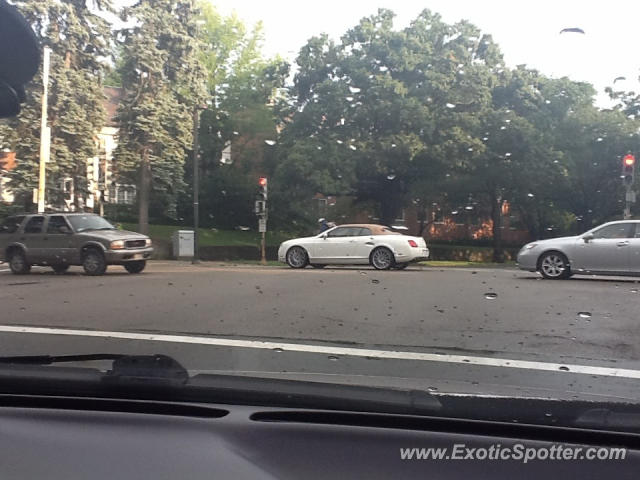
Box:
617;241;630;247
365;242;375;246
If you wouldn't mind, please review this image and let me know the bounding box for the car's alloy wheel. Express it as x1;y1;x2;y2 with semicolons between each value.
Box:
286;246;308;268
124;260;146;274
83;250;107;276
9;250;30;275
539;252;569;279
371;247;394;270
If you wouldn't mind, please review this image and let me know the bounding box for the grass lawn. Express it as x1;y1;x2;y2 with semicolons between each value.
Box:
121;223;291;247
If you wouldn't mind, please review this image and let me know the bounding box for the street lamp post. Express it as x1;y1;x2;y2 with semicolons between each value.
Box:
192;107;201;264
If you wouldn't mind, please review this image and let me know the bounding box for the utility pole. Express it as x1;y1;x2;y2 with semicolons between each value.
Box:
37;46;51;213
192;107;201;264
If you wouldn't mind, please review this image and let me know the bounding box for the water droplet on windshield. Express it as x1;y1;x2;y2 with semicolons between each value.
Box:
345;96;354;101
484;292;498;300
545;99;551;104
386;173;396;180
273;347;284;353
558;366;570;371
328;355;339;361
371;279;380;284
349;86;361;93
336;139;343;144
527;193;535;198
577;312;591;319
427;386;438;392
445;103;456;109
264;140;276;146
596;137;603;142
467;147;473;152
500;126;507;130
349;145;357;150
317;146;322;150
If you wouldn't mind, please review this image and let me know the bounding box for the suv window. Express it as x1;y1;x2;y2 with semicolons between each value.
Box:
0;216;24;234
47;215;70;234
23;216;44;234
593;223;633;239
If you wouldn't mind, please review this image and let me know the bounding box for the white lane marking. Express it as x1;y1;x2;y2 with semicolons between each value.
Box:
0;324;639;379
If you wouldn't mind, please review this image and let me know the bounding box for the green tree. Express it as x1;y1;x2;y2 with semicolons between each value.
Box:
114;0;207;234
0;0;113;209
178;2;288;229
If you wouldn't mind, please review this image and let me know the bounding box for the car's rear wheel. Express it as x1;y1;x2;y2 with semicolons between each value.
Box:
8;249;30;275
51;265;69;274
538;251;570;280
124;260;146;274
286;246;308;269
370;247;395;270
394;263;409;270
82;249;107;276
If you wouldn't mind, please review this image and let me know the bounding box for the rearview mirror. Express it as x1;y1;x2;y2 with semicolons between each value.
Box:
583;233;594;243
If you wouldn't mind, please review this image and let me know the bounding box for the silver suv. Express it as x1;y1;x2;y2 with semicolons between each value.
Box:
0;213;153;276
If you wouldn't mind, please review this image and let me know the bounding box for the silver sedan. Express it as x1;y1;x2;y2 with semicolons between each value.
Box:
517;220;640;279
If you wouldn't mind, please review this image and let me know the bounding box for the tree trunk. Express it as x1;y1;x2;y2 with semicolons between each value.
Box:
138;149;151;235
491;193;504;263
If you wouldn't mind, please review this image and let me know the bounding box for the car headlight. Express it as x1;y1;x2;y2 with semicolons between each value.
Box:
110;240;125;250
525;243;538;250
145;238;152;247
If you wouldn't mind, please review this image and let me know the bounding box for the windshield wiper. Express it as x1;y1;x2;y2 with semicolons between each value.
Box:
0;353;189;387
0;353;441;415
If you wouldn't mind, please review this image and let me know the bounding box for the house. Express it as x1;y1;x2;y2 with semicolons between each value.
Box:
0;150;16;203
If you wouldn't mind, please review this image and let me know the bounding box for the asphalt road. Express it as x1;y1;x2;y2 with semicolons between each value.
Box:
1;261;640;402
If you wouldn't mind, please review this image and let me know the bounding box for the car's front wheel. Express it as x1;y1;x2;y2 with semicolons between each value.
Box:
538;251;570;280
124;260;146;274
286;246;308;269
82;249;107;276
8;249;30;275
370;247;395;270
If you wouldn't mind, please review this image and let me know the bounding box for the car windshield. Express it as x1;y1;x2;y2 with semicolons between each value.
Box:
67;216;115;232
2;0;640;435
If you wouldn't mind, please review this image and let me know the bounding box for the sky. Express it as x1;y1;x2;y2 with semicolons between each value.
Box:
207;0;640;106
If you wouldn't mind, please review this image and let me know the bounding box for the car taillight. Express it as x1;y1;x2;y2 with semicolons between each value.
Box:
408;239;418;248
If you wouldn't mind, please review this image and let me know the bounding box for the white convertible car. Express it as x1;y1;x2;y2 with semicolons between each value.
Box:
278;224;429;270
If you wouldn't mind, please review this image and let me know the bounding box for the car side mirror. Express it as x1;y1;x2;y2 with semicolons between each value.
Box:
583;233;594;243
321;233;328;239
58;225;71;234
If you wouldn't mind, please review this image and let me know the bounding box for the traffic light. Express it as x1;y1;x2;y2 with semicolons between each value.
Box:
622;154;636;186
255;177;268;215
258;176;268;200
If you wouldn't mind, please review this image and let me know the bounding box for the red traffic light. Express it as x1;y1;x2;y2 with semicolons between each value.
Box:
623;154;635;166
258;177;267;187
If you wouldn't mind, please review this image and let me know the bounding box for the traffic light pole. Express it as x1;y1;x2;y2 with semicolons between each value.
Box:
624;184;632;220
261;229;266;265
